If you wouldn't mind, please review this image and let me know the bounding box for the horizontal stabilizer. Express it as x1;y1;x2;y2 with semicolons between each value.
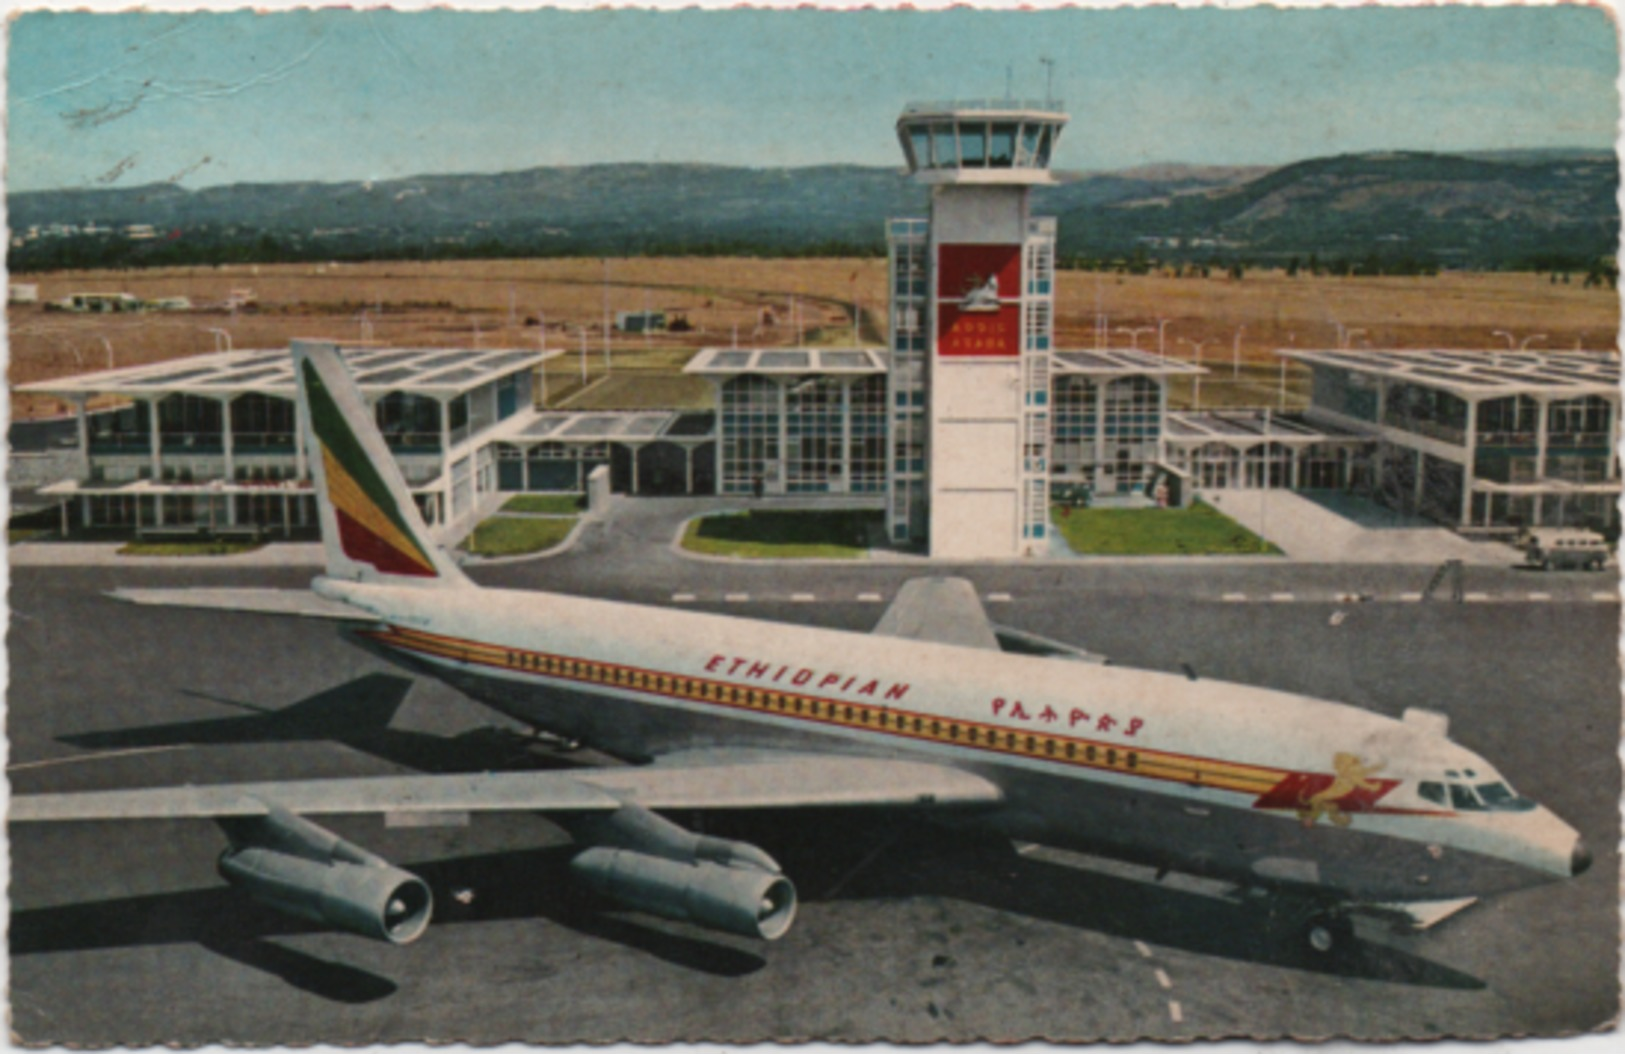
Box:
1357;896;1479;933
108;587;370;621
11;754;1003;823
872;577;999;651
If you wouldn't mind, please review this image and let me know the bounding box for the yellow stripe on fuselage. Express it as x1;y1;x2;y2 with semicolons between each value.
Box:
320;444;434;573
370;625;1290;796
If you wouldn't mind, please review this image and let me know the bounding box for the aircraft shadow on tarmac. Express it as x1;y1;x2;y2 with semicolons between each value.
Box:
9;845;761;1000
12;813;1480;998
57;673;582;775
754;812;1487;992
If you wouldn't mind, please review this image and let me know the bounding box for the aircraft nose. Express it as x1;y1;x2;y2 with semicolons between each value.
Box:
1571;839;1593;877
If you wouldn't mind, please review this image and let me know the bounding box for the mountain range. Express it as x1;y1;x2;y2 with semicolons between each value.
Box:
8;149;1616;271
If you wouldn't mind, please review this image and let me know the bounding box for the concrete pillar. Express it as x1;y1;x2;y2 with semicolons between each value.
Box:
1460;396;1478;526
1608;397;1620;482
80;495;90;530
293;391;310;482
148;395;163;482
685;444;695;494
73;397;90;481
1534;396;1550;482
629;444;641;494
60;498;69;537
221;396;237;525
439;397;454;525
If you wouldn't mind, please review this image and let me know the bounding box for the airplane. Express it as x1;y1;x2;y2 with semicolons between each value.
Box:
11;339;1592;958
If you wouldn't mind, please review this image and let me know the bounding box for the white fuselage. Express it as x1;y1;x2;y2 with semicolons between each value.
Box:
318;576;1582;905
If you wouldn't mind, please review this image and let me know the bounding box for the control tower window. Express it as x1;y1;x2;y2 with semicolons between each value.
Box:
908;128;931;170
933;125;958;168
960;123;987;166
1035;125;1054;167
989;124;1017;168
1018;124;1041;166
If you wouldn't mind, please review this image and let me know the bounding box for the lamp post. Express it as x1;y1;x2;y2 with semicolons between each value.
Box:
579;327;589;385
97;337;114;370
1155;317;1173;360
1178;337;1210;409
1231;325;1245;378
1115;325;1155;350
205;327;232;353
1519;334;1547;352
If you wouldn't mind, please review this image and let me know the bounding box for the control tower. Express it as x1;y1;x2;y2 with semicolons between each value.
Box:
887;99;1067;558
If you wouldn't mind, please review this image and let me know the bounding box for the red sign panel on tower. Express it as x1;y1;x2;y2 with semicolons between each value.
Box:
936;243;1022;357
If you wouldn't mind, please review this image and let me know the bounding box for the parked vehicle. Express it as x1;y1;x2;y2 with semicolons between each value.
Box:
1520;528;1610;571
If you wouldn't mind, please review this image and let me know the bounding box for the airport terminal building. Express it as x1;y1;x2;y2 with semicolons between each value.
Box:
18;101;1620;547
21;345;551;539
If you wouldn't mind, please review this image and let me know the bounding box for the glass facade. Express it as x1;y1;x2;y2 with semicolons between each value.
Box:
848;376;887;494
1383;382;1468;445
1310;366;1379;422
719;375;780;494
784;377;843;493
230;393;296;452
375;392;442;451
156;394;223;452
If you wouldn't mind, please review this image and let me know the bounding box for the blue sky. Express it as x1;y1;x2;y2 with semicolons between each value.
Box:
5;5;1618;192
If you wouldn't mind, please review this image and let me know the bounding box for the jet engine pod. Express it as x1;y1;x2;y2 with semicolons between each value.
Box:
219;846;433;944
571;846;797;940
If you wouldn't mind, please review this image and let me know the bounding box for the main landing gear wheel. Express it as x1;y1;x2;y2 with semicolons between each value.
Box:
1302;913;1354;955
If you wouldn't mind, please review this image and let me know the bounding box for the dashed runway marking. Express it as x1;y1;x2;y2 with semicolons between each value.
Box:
1168;1001;1184;1024
1593;592;1618;603
1269;592;1295;602
671;593;696;603
1399;592;1423;602
790;593;816;603
1154;968;1173;990
1527;593;1552;602
1133;940;1153;959
856;592;883;602
1222;593;1248;602
723;593;750;603
986;592;1013;603
1463;592;1491;603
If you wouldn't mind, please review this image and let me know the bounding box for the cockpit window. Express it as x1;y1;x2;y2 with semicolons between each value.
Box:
1439;779;1538;812
1476;782;1537;812
1449;783;1481;810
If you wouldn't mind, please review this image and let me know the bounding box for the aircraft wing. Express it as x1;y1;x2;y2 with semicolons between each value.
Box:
871;577;1000;651
108;587;369;622
10;754;1003;822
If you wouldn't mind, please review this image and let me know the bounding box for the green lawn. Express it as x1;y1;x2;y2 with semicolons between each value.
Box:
1049;500;1280;556
462;515;578;556
119;540;266;557
682;509;880;559
502;493;585;515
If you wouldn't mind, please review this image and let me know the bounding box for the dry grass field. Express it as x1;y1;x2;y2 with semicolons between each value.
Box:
7;258;1617;419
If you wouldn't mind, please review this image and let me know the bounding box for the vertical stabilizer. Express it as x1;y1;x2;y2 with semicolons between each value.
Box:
293;340;467;586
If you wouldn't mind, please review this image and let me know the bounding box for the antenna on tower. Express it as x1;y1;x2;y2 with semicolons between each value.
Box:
1040;56;1056;106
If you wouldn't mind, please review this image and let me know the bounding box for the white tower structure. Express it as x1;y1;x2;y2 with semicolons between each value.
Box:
887;99;1067;557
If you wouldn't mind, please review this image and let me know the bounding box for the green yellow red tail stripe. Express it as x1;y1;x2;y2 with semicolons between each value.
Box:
302;357;438;578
